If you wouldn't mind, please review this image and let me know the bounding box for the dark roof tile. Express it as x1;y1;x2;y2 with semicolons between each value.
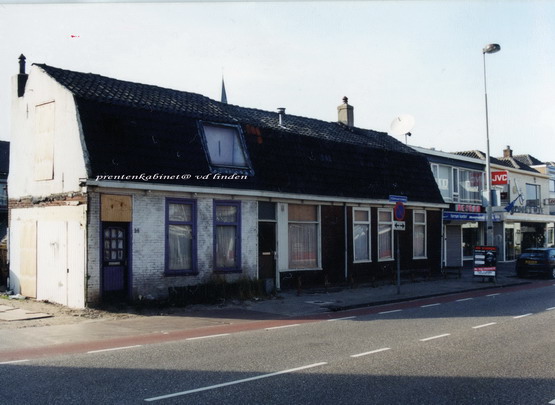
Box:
36;63;444;204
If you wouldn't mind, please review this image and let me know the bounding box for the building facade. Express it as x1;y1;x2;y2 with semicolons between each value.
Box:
457;147;553;261
414;147;489;268
8;59;446;307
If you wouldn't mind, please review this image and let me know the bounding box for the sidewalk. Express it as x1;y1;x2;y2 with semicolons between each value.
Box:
0;262;538;358
246;261;524;316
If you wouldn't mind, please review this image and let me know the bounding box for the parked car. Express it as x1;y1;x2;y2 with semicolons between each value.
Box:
516;248;555;279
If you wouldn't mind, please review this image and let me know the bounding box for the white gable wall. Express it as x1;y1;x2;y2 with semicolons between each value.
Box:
9;65;89;199
8;65;89;308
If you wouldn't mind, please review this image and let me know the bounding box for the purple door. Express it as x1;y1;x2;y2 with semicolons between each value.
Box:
102;223;129;300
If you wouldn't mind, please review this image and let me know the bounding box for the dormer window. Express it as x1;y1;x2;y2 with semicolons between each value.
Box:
199;122;253;175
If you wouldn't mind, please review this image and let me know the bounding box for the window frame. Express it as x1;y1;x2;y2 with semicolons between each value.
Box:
525;183;541;207
413;210;427;259
377;208;394;262
452;167;459;202
287;204;321;270
198;121;254;176
352;208;372;263
213;200;242;273
165;198;197;275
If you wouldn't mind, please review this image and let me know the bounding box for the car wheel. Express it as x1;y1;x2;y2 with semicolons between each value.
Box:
551;267;555;280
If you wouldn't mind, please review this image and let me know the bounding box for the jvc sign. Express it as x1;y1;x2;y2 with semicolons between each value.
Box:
491;171;508;185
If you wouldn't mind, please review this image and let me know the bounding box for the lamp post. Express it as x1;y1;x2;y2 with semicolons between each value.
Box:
483;43;501;246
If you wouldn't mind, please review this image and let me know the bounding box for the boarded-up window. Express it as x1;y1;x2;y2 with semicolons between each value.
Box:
20;221;37;298
101;194;133;222
34;102;55;181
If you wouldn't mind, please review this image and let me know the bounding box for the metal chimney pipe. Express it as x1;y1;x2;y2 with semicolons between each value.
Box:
277;107;286;126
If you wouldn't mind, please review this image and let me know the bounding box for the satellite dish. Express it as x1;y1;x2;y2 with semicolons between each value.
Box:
389;114;415;136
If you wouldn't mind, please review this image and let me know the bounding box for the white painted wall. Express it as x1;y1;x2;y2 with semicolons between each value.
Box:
9;205;87;308
500;168;550;213
9;66;89;199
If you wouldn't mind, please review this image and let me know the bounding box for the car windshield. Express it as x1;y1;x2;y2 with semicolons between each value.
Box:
520;250;547;259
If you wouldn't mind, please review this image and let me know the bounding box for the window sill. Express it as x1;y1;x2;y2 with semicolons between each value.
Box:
413;256;428;260
353;260;372;264
213;269;243;274
377;258;395;262
282;268;323;272
164;271;199;277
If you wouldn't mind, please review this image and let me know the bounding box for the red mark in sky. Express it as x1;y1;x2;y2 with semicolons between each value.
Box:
70;35;80;38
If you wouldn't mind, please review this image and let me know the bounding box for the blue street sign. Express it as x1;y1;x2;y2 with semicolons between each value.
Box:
389;195;408;203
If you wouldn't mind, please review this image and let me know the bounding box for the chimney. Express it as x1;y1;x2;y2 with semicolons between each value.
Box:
277;107;286;126
503;145;513;158
337;96;354;127
17;54;28;97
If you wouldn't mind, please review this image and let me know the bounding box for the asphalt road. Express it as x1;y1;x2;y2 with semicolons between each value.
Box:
1;283;554;404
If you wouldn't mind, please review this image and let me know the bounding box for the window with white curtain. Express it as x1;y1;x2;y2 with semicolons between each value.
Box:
378;209;394;261
201;123;249;168
288;204;319;269
166;199;196;273
214;201;241;271
353;208;371;262
413;210;427;259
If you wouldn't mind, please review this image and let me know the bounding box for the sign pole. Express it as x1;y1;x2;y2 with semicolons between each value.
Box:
396;230;401;294
390;197;406;296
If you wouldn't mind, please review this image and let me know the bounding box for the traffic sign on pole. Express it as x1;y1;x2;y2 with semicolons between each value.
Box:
394;201;405;221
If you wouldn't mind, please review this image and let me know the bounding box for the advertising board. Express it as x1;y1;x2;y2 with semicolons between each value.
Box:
473;246;497;277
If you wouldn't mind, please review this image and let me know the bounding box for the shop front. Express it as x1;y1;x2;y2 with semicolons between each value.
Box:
501;212;553;261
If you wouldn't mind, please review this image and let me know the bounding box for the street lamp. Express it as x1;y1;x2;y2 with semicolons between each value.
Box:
483;43;501;246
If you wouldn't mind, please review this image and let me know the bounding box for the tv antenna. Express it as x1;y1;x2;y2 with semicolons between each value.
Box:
389;114;415;144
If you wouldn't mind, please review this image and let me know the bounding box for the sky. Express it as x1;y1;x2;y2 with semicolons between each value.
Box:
1;0;555;162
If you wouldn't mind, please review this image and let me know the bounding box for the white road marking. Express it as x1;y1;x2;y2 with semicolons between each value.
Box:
265;324;300;331
546;307;555;311
144;362;328;401
0;359;30;365
327;316;356;322
87;345;142;354
486;293;500;297
472;322;497;329
548;398;555;404
185;334;230;341
378;309;402;315
351;347;391;358
419;333;451;342
421;303;441;308
456;298;473;302
513;313;533;319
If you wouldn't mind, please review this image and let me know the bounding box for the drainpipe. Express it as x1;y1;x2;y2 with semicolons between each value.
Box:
344;203;348;280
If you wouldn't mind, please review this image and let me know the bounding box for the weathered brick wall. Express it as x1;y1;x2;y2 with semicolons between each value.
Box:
87;190;258;303
8;193;87;223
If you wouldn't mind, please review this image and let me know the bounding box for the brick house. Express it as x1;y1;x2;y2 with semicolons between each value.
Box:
8;56;446;308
